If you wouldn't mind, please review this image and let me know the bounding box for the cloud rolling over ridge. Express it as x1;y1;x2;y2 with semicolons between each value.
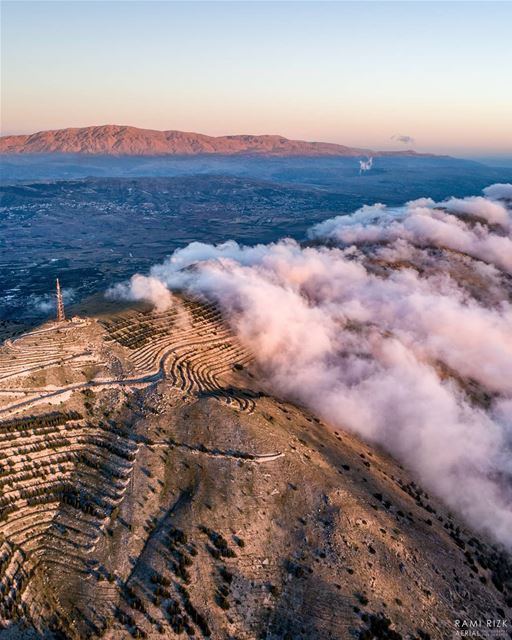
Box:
108;185;512;547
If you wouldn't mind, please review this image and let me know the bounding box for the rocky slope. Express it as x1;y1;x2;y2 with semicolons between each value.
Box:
0;296;510;640
0;125;430;157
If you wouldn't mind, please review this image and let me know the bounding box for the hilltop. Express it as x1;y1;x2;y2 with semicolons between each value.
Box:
0;125;432;157
0;295;510;640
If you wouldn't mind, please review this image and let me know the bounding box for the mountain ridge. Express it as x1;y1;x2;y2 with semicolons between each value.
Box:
0;296;510;639
0;124;438;157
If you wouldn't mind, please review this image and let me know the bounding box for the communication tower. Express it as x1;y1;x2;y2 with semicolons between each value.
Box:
56;278;65;322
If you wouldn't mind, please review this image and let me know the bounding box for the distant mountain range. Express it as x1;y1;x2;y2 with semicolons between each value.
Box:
0;124;434;157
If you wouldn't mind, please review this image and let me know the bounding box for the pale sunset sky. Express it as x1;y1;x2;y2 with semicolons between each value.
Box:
1;1;511;156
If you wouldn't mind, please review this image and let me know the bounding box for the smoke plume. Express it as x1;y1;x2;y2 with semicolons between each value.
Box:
359;157;373;174
110;184;512;547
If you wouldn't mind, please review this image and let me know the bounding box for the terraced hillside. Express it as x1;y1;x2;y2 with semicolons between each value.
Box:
100;301;256;413
0;298;511;640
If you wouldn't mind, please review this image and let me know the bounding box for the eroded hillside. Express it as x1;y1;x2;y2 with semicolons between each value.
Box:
0;298;511;640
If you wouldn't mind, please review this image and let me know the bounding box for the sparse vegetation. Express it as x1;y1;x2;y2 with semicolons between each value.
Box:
0;298;509;638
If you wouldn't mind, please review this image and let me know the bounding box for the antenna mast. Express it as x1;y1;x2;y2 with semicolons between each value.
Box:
56;278;65;322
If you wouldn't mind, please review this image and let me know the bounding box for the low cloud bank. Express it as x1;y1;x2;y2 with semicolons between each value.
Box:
310;195;512;274
109;184;512;547
483;183;512;200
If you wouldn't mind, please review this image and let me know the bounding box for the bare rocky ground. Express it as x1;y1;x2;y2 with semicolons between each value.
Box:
0;297;511;640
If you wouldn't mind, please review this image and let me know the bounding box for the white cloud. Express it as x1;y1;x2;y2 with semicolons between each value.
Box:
111;184;512;547
391;134;415;145
309;197;512;274
108;274;174;311
483;183;512;201
443;195;510;227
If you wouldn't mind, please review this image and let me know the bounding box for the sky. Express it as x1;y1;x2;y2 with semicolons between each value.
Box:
1;1;511;155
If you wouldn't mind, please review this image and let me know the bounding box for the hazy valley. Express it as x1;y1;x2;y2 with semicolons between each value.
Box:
0;155;511;638
1;154;510;324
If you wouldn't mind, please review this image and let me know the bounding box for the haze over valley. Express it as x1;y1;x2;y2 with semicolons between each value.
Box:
1;171;512;638
1;132;510;324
